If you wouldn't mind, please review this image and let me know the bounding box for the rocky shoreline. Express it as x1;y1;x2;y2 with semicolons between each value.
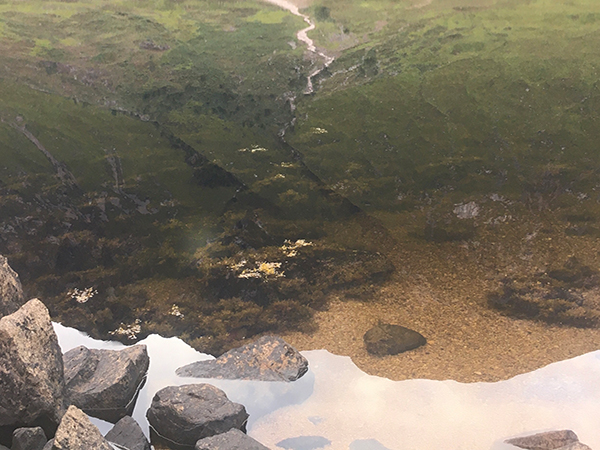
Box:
1;255;596;450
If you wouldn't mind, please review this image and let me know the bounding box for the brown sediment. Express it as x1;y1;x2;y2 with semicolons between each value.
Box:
281;216;600;383
282;277;600;383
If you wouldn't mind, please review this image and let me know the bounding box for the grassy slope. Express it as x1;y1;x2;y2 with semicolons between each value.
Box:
0;0;394;353
293;0;600;210
284;0;600;326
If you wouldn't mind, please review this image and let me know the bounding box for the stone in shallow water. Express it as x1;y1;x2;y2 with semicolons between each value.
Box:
12;427;47;450
275;436;331;450
176;336;308;382
105;416;150;450
0;299;66;443
51;405;112;450
63;345;149;423
505;430;581;450
195;429;269;450
146;384;249;447
363;323;426;356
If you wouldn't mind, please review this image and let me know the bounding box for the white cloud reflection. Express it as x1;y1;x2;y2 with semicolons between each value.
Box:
53;323;600;450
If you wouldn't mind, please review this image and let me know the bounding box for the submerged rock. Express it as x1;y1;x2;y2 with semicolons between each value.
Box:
195;429;269;450
51;405;112;450
147;384;249;446
176;336;308;382
505;430;584;450
105;416;151;450
0;255;24;318
63;345;149;423
0;299;66;441
12;427;47;450
363;323;426;356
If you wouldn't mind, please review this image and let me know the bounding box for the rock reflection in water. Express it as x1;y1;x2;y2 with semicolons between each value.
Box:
276;436;332;450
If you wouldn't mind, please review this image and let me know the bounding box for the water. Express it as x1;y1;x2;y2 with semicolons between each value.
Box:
54;323;600;450
262;0;334;93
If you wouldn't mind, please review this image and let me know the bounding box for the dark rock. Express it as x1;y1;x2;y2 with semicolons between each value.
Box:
0;299;66;443
146;384;249;446
105;416;150;450
51;405;112;450
42;439;54;450
363;323;426;356
275;436;331;450
63;345;149;423
0;445;9;450
177;336;308;382
0;255;24;318
139;40;170;51
560;444;592;450
12;427;47;450
506;430;580;449
195;429;269;450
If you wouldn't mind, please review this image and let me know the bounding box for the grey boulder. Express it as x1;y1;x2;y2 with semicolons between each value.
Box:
505;430;587;450
105;416;150;450
0;255;24;318
195;429;269;450
177;336;308;382
63;345;149;423
0;299;66;439
363;323;426;356
12;427;47;450
558;444;593;450
147;384;249;446
51;405;112;450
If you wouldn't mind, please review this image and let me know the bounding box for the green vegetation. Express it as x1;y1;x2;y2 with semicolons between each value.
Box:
3;0;600;349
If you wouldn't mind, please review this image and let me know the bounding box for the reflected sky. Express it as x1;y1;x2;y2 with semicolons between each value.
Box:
54;323;600;450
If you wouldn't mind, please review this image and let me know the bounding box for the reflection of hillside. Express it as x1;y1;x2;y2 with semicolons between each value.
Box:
3;0;600;381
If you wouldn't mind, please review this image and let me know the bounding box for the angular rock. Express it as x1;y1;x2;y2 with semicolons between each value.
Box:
0;255;24;318
0;299;65;442
105;416;150;450
63;345;149;423
12;427;47;450
558;444;592;450
363;323;426;356
195;429;269;450
147;384;249;446
51;405;112;450
176;336;308;382
506;430;580;450
42;439;54;450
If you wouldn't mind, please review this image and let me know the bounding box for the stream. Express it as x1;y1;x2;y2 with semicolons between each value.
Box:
262;0;334;93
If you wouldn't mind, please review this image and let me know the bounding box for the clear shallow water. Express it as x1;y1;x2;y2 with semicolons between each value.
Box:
54;323;600;450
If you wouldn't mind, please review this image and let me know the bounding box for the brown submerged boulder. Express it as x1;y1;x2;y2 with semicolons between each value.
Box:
176;336;308;382
363;323;426;356
0;299;66;443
